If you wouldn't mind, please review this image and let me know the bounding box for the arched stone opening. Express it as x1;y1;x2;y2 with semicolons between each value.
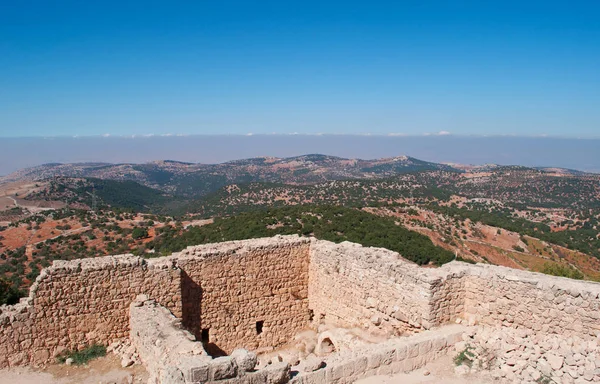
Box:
319;337;336;354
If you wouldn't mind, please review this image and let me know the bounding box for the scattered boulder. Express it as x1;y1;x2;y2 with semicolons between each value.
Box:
109;340;141;367
299;355;324;372
454;365;470;376
121;357;134;368
210;356;237;380
231;348;257;372
265;362;290;384
546;353;564;371
370;315;381;326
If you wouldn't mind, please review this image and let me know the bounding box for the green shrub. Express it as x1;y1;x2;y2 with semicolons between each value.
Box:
454;345;475;367
541;263;584;280
57;344;106;365
512;245;525;253
132;227;149;240
146;205;456;266
0;279;24;305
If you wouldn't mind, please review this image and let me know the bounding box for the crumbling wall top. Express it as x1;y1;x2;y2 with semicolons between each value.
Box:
442;261;600;297
177;234;311;257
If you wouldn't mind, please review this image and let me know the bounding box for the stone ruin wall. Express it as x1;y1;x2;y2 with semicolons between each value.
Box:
130;295;210;383
0;236;311;369
308;241;434;334
130;295;290;384
309;241;600;340
450;263;600;338
175;237;311;354
308;241;467;335
427;271;466;326
0;255;181;368
1;234;600;373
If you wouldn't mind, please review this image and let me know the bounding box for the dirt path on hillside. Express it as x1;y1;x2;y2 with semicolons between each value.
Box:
6;196;18;208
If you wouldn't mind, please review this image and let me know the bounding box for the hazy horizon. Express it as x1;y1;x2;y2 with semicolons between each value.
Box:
1;135;599;177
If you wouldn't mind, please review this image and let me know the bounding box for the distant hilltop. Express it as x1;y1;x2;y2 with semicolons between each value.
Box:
2;136;600;177
2;154;593;201
0;154;456;194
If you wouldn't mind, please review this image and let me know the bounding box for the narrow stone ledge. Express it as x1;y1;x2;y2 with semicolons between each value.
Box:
291;324;468;384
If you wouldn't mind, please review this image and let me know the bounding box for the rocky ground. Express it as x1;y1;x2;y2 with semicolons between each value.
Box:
1;325;600;383
0;354;147;384
356;354;494;384
356;325;600;384
457;326;600;383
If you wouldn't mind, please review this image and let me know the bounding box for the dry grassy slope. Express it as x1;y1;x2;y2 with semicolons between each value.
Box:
0;181;66;225
0;210;219;290
365;206;600;282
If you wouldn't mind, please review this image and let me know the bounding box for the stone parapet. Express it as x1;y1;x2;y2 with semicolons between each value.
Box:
291;324;467;384
0;254;182;368
441;263;600;338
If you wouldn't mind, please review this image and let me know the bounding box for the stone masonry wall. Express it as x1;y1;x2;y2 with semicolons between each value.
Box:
291;324;466;384
130;295;290;384
2;235;600;373
0;236;311;368
442;263;600;338
0;255;182;368
308;241;436;335
175;236;311;354
308;240;600;341
427;271;467;326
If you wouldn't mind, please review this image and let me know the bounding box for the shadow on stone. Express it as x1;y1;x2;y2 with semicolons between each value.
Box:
203;342;228;358
181;270;202;339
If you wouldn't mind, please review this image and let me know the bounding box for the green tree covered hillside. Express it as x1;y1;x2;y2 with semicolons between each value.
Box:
147;205;455;266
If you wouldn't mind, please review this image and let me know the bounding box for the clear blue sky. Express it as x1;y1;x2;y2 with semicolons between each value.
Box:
1;1;599;137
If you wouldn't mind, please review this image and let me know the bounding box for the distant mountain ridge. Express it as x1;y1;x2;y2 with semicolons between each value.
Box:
0;154;459;198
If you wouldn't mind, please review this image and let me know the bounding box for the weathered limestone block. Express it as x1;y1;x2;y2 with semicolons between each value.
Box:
160;367;186;384
179;357;210;383
231;349;257;372
265;362;291;384
299;356;324;372
301;325;466;383
209;357;237;380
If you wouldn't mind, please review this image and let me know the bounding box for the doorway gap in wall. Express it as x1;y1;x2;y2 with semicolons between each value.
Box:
201;328;210;343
